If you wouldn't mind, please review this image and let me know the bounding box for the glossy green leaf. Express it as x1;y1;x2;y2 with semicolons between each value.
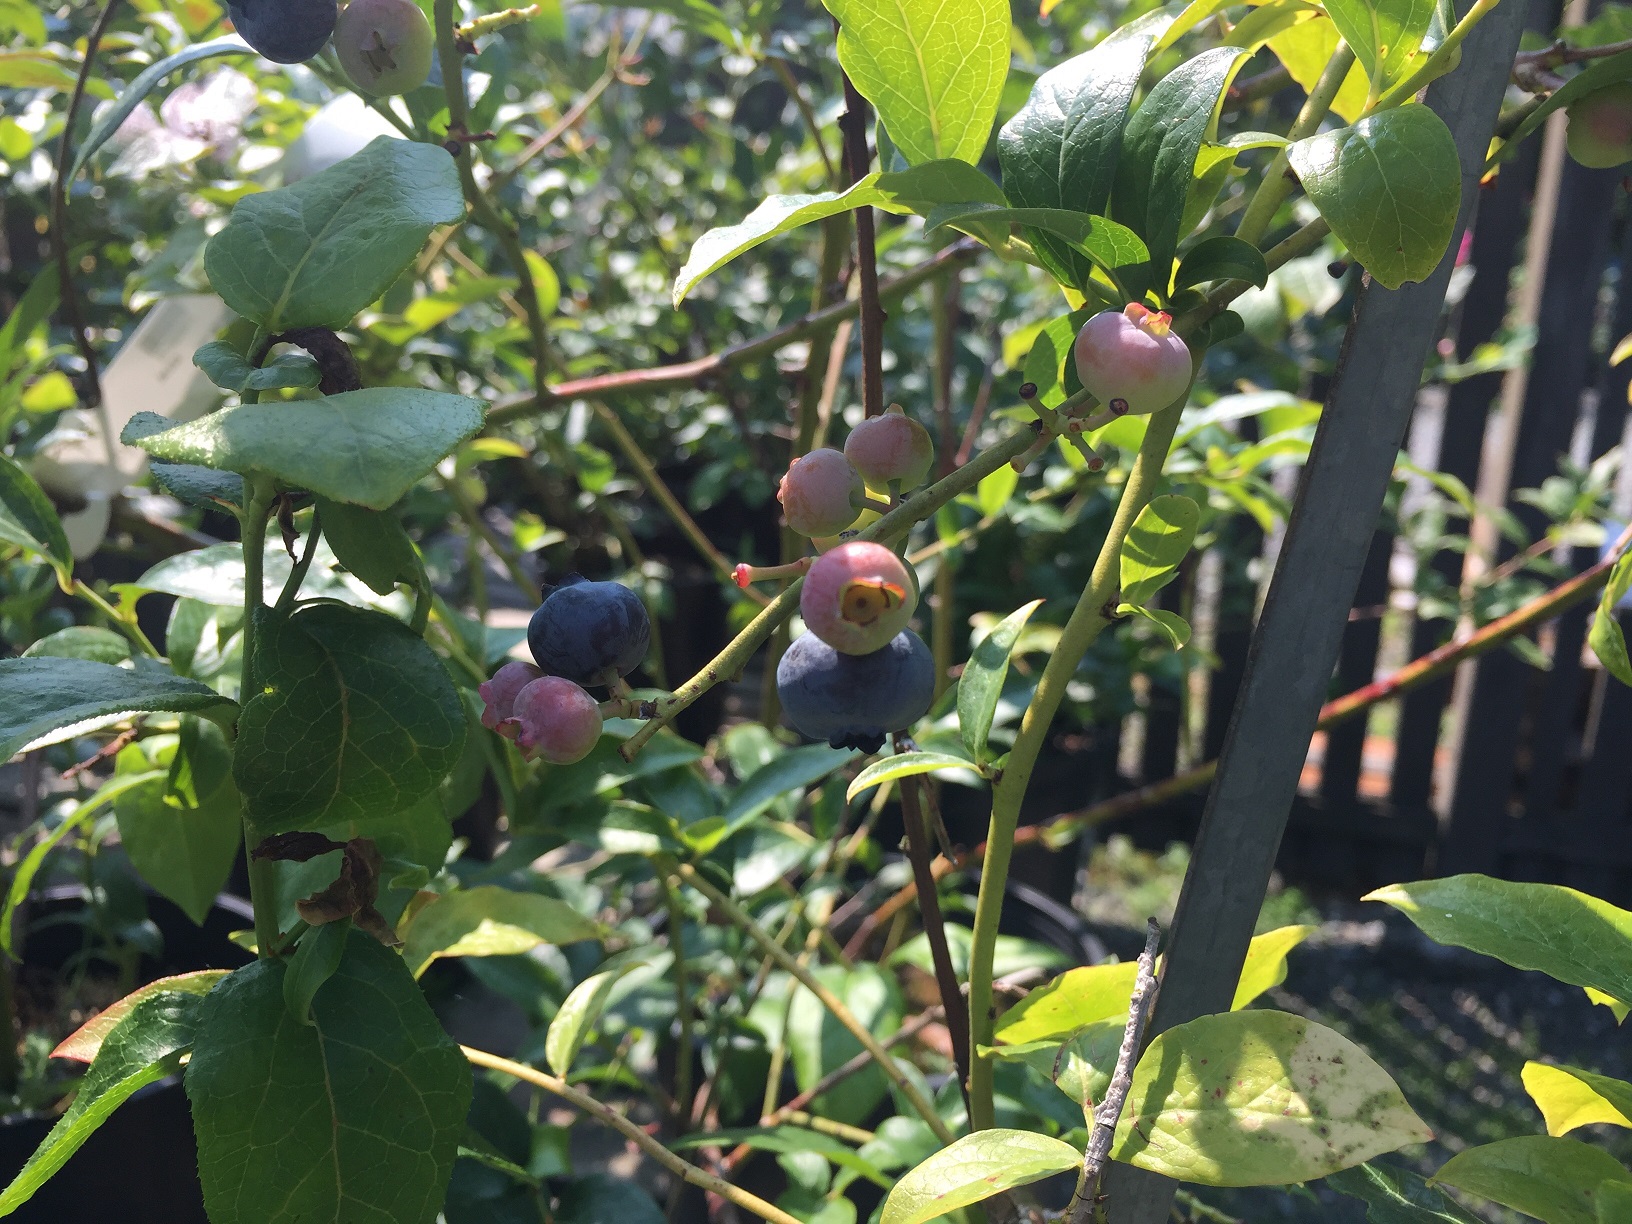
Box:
126;388;484;512
846;751;980;802
546;968;631;1077
0;991;202;1216
997;28;1158;291
53;971;227;1063
1287;104;1460;291
283;919;350;1026
0;452;71;576
1432;1136;1632;1224
1232;925;1316;1009
993;1019;1126;1113
192;341;321;394
400;886;601;978
1325;0;1437;98
821;0;1009;167
1268;16;1371;123
925;204;1149;285
1112;48;1248;302
0;657;235;763
1588;986;1630;1023
721;744;855;837
994;960;1141;1045
1589;552;1632;686
70;37;251;177
186;933;471;1224
1363;875;1632;1010
671;1125;891;1189
1112;1010;1432;1186
1120;495;1200;607
1120;604;1192;649
204;136;464;331
1325;1161;1483;1223
113;723;241;925
673;161;1003;303
21;626;132;664
1522;1063;1632;1137
958;599;1045;763
121;410;247;510
880;1130;1081;1224
1174;235;1269;292
1604;1183;1632;1224
317;498;419;596
233;604;466;834
975;462;1019;516
133;539;344;609
786;963;902;1125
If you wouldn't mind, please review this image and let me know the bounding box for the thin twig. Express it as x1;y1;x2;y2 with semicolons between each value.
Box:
768;55;838;187
837;69;884;419
1066;919;1161;1224
52;0;122;421
461;1046;804;1224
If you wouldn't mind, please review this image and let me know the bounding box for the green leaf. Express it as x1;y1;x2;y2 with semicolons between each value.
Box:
317;498;419;596
821;0;1009;167
21;626;132;664
721;744;855;837
400;886;601;978
53;971;226;1063
192;341;322;394
1494;51;1632;167
991;1020;1126;1113
1112;48;1249;302
233;604;466;834
203;136;464;331
1120;605;1192;649
121;410;247;510
1232;924;1316;1010
846;751;980;802
975;462;1019;516
958;599;1045;763
1267;16;1371;124
1287;104;1461;291
71;37;252;178
925;204;1149;284
0;452;71;577
671;1125;891;1189
1588;986;1631;1023
284;919;351;1026
994;960;1141;1045
1522;1063;1632;1137
1174;235;1269;292
1432;1136;1632;1224
1325;0;1438;98
880;1130;1081;1224
0;262;60;379
126;388;485;512
113;723;241;925
1603;1183;1632;1224
186;932;471;1224
1589;552;1632;686
0;657;236;763
1112;1010;1432;1186
672;161;1003;303
546;968;631;1077
1120;495;1200;607
0;991;202;1216
1363;875;1632;1009
1325;1161;1483;1224
997;28;1158;291
785;963;902;1125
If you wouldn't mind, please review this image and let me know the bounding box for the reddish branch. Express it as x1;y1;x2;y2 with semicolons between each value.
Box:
837;69;885;419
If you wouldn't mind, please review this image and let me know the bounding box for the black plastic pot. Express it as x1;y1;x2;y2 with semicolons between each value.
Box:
0;887;254;1224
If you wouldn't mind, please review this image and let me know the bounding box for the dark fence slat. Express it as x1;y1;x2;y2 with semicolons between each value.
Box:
1320;531;1393;805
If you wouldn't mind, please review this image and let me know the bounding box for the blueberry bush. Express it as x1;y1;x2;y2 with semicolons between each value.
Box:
2;0;1632;1222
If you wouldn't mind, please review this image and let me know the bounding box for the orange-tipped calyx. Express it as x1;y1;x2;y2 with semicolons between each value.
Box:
1124;302;1173;336
839;579;906;626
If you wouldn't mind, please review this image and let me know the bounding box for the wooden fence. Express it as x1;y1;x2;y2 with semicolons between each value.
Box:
1097;90;1632;906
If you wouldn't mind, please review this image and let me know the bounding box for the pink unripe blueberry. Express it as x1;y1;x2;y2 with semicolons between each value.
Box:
478;661;543;731
778;449;865;538
1566;82;1632;169
844;405;935;489
335;0;435;96
1073;302;1194;416
502;676;603;765
801;541;916;655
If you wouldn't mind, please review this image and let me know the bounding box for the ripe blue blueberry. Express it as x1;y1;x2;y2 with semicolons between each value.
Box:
775;629;935;754
528;575;651;686
228;0;339;63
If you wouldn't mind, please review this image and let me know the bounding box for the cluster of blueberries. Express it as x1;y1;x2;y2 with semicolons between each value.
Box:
229;0;435;96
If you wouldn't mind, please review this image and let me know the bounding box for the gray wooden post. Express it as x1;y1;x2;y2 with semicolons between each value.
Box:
1098;2;1532;1218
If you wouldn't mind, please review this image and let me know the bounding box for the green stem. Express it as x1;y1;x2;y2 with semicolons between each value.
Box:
965;392;1191;1131
673;863;956;1145
1373;0;1502;112
1235;42;1356;249
70;579;159;658
237;480;282;959
275;509;321;614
